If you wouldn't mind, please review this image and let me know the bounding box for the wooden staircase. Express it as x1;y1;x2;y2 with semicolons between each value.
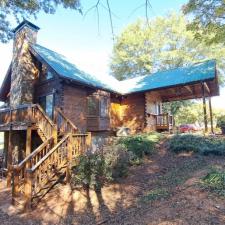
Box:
0;104;91;209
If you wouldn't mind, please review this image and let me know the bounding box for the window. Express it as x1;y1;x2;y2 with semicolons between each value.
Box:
100;97;109;117
39;94;54;118
40;64;54;81
87;95;109;117
151;101;161;115
87;96;98;116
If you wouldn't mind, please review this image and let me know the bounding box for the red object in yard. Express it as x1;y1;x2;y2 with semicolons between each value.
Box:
179;124;199;133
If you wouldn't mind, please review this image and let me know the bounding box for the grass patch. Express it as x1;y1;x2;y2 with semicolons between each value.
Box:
168;134;225;156
141;188;170;202
201;168;225;197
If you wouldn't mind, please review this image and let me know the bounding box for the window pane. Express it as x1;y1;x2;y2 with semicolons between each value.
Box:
88;97;98;116
41;65;53;81
39;96;46;111
38;94;54;118
46;71;53;79
100;97;109;117
46;94;54;118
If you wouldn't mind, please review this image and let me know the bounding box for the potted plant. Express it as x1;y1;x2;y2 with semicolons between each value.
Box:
217;115;225;134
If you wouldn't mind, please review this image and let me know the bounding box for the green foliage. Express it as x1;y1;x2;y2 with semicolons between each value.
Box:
174;102;225;126
217;115;225;128
183;0;225;45
202;168;225;196
141;188;170;202
0;0;81;43
103;144;130;178
168;134;225;156
110;13;225;84
118;132;162;160
72;151;112;190
162;100;192;117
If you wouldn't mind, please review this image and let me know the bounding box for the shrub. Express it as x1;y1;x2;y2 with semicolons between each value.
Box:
168;134;225;156
217;115;225;134
103;144;130;178
71;151;112;191
117;132;161;159
202;168;225;196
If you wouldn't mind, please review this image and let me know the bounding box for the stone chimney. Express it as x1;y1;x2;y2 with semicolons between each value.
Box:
10;20;40;107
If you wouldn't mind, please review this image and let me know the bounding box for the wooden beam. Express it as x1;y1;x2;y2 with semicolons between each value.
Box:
184;85;193;94
201;83;208;133
204;82;210;94
208;97;214;134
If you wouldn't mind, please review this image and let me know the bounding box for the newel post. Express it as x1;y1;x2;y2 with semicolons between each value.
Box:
86;132;92;151
66;134;73;182
12;166;19;204
24;169;33;209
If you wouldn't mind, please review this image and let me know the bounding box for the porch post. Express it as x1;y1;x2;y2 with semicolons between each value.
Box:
7;129;12;187
208;97;214;134
201;83;208;133
26;127;32;156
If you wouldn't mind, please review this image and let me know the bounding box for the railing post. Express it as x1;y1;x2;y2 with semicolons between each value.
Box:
66;134;73;182
24;169;33;210
53;107;58;124
86;132;92;151
12;166;20;204
52;125;58;145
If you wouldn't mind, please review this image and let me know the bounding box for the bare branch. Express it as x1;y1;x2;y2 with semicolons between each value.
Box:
128;3;145;19
106;0;115;41
83;0;101;18
145;0;152;27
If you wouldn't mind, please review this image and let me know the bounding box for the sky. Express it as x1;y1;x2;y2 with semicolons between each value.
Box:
0;0;224;110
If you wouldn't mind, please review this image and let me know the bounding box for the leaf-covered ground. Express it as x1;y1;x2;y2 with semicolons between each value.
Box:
1;141;225;225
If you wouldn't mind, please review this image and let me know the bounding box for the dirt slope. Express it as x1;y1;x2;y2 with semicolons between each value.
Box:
0;143;225;225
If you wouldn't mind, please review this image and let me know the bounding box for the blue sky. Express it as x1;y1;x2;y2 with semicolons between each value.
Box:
0;0;224;109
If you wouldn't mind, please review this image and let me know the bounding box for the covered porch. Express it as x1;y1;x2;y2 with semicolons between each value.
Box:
142;61;219;133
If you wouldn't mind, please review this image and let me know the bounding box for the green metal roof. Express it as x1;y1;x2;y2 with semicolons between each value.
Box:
31;44;216;95
119;60;216;94
31;44;119;93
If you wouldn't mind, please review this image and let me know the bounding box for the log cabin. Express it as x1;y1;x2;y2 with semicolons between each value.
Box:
0;20;220;208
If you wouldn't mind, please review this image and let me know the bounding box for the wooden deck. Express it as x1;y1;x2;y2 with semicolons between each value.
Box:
156;113;173;131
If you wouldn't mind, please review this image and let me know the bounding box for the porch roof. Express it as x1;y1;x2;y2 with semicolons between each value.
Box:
31;44;218;97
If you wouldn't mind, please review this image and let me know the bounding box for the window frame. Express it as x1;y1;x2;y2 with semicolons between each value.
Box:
87;95;110;118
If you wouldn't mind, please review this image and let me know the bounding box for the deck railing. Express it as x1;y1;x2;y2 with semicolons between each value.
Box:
12;137;54;198
155;113;173;130
0;104;57;141
12;132;90;208
54;107;78;135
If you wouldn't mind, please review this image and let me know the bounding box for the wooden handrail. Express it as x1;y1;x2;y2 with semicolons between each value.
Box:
31;134;70;172
54;107;78;134
15;137;54;170
34;104;55;127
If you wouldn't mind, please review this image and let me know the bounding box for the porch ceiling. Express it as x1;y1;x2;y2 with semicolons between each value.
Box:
157;78;219;102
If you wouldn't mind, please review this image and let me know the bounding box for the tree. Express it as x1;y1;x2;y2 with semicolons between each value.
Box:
0;0;81;43
175;102;225;126
110;13;225;82
110;13;225;117
183;0;225;45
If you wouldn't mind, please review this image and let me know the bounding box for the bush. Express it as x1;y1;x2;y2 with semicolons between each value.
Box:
117;132;161;160
71;151;112;191
217;115;225;134
168;134;225;156
202;168;225;196
104;144;130;178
